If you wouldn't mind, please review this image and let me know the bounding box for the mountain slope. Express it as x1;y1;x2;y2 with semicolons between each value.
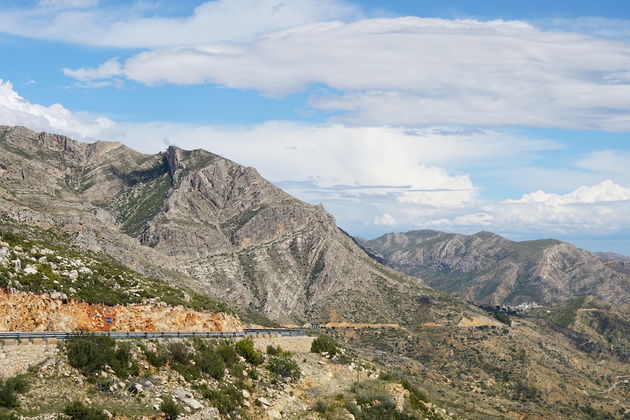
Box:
359;229;630;310
0;126;456;324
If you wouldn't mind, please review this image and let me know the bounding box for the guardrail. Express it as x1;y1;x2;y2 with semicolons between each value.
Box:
0;328;308;340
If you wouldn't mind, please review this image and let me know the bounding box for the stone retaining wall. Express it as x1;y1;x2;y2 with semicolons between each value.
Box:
0;339;59;377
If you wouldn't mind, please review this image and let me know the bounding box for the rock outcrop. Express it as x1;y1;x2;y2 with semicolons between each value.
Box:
0;289;242;332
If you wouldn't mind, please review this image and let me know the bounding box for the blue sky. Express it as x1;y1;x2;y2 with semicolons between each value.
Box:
1;0;629;253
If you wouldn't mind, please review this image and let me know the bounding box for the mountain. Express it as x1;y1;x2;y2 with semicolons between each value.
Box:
0;126;453;325
359;229;630;310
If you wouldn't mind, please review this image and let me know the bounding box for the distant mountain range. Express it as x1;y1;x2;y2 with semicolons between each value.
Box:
359;230;630;311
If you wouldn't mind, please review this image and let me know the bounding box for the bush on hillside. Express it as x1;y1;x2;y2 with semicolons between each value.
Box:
202;385;244;414
63;401;108;420
0;376;29;408
66;335;137;378
266;344;284;355
235;339;263;365
311;335;339;355
197;349;226;380
160;396;181;420
168;342;190;365
267;354;301;380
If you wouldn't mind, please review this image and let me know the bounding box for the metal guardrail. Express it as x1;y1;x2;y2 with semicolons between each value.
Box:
0;328;308;340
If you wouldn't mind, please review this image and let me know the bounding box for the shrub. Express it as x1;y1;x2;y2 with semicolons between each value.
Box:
235;339;263;365
493;312;511;326
267;354;301;380
202;385;244;414
168;342;190;365
63;401;108;420
197;349;225;380
66;335;137;378
314;400;329;414
311;335;339;355
161;395;181;420
66;335;116;375
0;376;29;408
266;345;283;355
0;412;18;420
216;343;239;368
144;348;168;368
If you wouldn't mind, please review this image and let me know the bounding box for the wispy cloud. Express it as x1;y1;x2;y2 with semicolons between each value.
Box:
65;17;630;131
0;0;360;48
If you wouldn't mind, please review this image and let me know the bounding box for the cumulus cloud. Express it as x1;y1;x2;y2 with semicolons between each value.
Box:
508;180;630;205
373;213;397;226
0;79;114;139
66;17;630;130
416;181;630;236
0;0;360;48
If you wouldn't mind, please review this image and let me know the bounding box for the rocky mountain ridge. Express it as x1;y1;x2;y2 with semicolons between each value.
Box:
0;125;450;325
359;229;630;311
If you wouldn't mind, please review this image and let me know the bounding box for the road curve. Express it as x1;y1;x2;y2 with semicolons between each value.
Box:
0;328;308;340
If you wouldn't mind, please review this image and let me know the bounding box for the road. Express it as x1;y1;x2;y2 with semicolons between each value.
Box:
0;328;308;340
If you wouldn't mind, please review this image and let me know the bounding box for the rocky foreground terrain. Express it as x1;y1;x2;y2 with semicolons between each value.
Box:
360;230;630;310
0;125;628;419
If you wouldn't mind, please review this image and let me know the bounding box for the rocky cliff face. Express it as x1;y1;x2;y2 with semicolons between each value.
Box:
0;289;242;332
0;126;445;324
360;230;630;310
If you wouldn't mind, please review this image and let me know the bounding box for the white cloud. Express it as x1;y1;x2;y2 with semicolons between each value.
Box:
414;181;630;236
2;80;629;241
576;150;630;178
0;79;114;139
0;0;360;48
373;213;397;226
63;58;122;83
508;180;630;205
68;17;630;130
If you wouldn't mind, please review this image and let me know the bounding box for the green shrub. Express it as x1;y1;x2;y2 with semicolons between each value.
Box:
144;348;168;367
0;376;29;408
197;349;225;380
311;335;339;355
63;401;108;420
216;343;239;368
267;354;301;380
235;339;263;365
66;335;116;375
493;312;511;326
314;399;330;414
168;342;190;365
202;385;244;414
66;335;137;378
0;412;18;420
266;345;283;355
160;395;181;420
